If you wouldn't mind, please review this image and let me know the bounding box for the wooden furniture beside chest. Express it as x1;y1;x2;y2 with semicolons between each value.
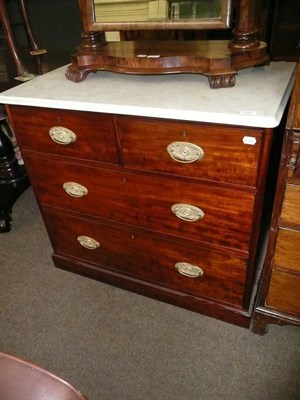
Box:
251;63;300;334
0;113;30;232
0;62;295;329
269;0;300;61
255;0;300;62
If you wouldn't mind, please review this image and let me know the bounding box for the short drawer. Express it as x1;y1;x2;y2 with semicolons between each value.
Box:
266;269;300;316
43;208;247;307
25;155;255;252
9;105;118;165
281;185;300;228
274;228;300;273
118;116;263;186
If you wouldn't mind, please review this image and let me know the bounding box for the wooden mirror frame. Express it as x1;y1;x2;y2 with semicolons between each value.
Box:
81;0;232;31
66;0;269;88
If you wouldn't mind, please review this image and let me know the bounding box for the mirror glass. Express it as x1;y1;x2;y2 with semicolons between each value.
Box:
94;0;223;24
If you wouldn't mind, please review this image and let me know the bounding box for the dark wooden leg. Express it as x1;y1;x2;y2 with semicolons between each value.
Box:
18;0;47;75
0;0;29;78
251;309;300;335
250;311;270;335
0;117;30;233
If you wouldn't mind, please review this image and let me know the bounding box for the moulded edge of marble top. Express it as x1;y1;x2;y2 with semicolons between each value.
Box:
0;62;296;129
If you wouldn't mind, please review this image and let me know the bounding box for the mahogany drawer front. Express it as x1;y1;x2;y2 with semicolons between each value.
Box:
274;228;300;273
9;105;118;164
43;208;247;307
266;270;300;316
25;155;255;252
118;116;263;186
281;185;300;228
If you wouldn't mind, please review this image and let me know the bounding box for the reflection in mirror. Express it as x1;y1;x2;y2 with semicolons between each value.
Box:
169;0;221;20
94;0;222;24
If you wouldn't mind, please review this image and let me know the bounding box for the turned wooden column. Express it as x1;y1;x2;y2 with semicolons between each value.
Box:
80;31;105;50
229;0;260;50
18;0;47;75
66;30;105;82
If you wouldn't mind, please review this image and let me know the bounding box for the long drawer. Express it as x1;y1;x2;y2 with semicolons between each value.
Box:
118;115;263;186
43;208;247;307
25;155;255;252
10;106;118;165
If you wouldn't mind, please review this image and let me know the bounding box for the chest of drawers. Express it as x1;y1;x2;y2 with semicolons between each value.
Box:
251;63;300;334
1;63;295;328
6;105;275;328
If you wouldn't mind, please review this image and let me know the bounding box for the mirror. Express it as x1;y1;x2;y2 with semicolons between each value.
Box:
93;0;231;29
66;0;269;89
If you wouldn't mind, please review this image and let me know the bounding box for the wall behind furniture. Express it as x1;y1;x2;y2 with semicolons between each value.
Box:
6;0;82;69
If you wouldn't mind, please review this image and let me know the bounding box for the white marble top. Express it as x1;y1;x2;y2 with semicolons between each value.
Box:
0;62;296;128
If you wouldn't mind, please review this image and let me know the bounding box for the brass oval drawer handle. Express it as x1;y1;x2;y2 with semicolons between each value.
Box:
77;235;100;250
63;182;88;198
175;262;204;278
167;141;204;163
171;203;204;222
49;126;77;145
